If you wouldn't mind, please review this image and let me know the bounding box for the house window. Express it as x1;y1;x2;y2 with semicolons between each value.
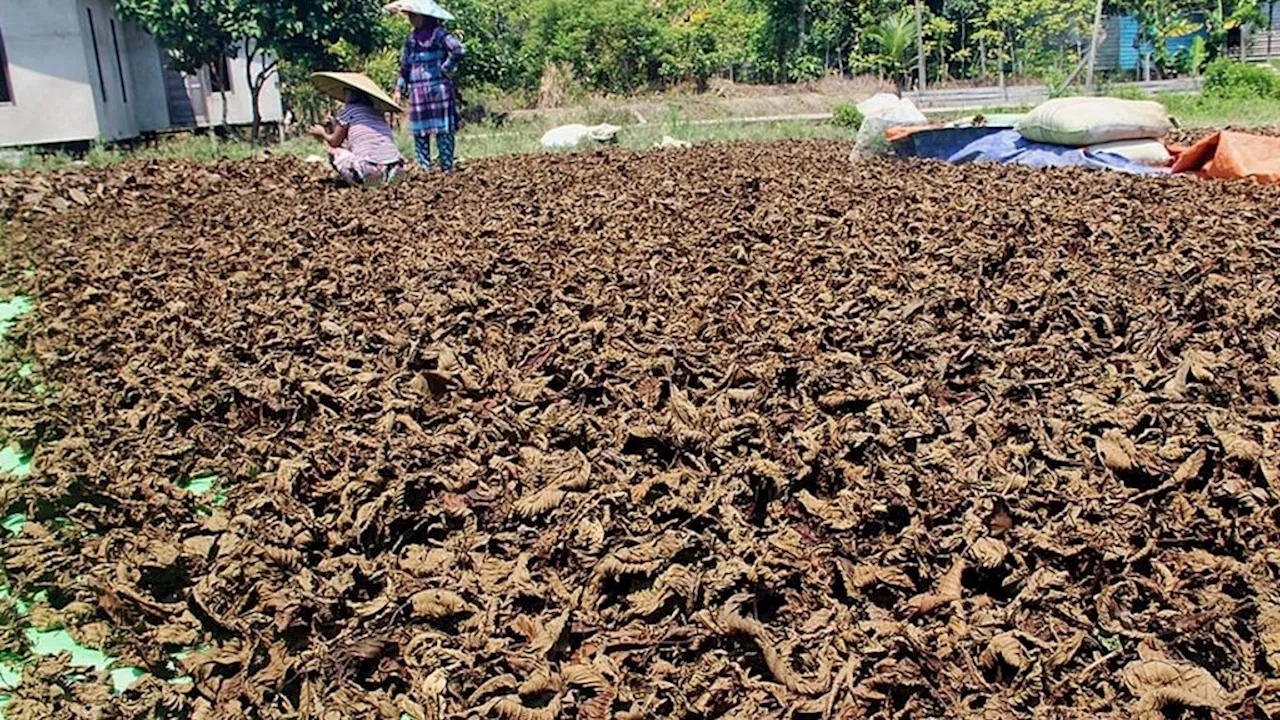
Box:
0;26;12;104
208;56;233;93
86;7;108;102
110;19;128;103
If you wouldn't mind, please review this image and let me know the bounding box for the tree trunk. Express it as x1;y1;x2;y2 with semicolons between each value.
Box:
915;0;926;91
243;42;277;146
798;0;806;49
220;87;229;136
776;33;786;82
241;39;257;142
1085;0;1104;93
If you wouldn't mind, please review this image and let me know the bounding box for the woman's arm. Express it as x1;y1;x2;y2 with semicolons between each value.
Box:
441;32;466;75
309;122;349;148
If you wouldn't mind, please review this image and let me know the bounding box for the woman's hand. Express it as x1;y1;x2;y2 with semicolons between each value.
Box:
308;124;327;139
392;90;402;106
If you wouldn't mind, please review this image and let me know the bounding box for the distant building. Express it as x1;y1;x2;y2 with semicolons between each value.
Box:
1246;1;1280;61
0;0;284;148
1098;4;1280;75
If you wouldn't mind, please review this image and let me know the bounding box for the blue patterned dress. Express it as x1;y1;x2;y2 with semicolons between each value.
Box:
396;27;465;137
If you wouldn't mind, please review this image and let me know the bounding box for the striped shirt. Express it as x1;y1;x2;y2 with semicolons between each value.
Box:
339;103;403;166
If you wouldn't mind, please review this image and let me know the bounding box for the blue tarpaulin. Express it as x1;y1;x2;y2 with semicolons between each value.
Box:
892;128;1167;175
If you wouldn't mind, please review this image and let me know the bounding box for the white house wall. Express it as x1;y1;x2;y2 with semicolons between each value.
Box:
1;2;289;148
202;45;284;127
0;0;102;146
123;20;168;132
78;0;140;141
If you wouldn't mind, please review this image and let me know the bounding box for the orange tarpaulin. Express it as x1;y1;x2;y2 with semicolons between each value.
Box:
884;125;935;143
1170;131;1280;183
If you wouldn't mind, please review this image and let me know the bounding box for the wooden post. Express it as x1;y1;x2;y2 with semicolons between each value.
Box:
1086;0;1104;93
915;0;926;91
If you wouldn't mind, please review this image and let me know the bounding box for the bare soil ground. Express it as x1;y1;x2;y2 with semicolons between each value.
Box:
2;143;1280;719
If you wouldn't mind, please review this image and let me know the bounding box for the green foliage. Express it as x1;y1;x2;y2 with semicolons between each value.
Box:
978;0;1093;80
830;101;863;127
520;0;667;92
1043;67;1077;98
1204;0;1266;58
329;12;406;90
864;9;918;94
120;0;385;136
1189;35;1209;75
1203;57;1280;99
129;0;1247;104
114;0;243;74
789;54;824;80
445;0;525;90
664;0;762;89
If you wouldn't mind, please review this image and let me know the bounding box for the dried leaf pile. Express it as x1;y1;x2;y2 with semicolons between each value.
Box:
2;142;1280;718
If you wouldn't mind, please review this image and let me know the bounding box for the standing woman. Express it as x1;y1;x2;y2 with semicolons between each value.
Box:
389;0;465;171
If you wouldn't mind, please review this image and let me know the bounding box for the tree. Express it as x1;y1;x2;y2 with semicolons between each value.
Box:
980;0;1093;78
865;8;919;94
455;0;527;90
1204;0;1265;59
943;0;985;77
925;14;955;81
114;0;240;129
665;0;762;90
756;0;805;81
520;0;667;92
229;0;385;141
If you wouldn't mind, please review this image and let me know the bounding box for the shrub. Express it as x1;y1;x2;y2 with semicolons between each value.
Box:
831;102;864;128
1203;58;1280;99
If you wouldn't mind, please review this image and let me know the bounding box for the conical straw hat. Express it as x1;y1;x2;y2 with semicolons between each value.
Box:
384;0;456;21
310;72;401;114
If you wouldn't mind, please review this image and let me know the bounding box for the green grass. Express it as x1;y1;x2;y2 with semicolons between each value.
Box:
454;118;861;159
3;92;1276;172
1156;91;1280;127
8;135;317;171
5;119;860;171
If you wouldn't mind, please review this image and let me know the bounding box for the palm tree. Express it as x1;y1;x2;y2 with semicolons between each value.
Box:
867;9;920;96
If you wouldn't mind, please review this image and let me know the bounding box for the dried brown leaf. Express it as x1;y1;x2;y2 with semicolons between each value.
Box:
969;537;1008;569
514;487;568;518
1121;657;1229;711
1172;449;1206;484
979;633;1030;672
410;589;472;619
1097;429;1135;473
1213;425;1263;463
1258;602;1280;672
906;557;964;616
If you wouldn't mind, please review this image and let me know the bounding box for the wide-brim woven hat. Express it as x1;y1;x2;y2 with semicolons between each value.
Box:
310;72;401;114
384;0;455;21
